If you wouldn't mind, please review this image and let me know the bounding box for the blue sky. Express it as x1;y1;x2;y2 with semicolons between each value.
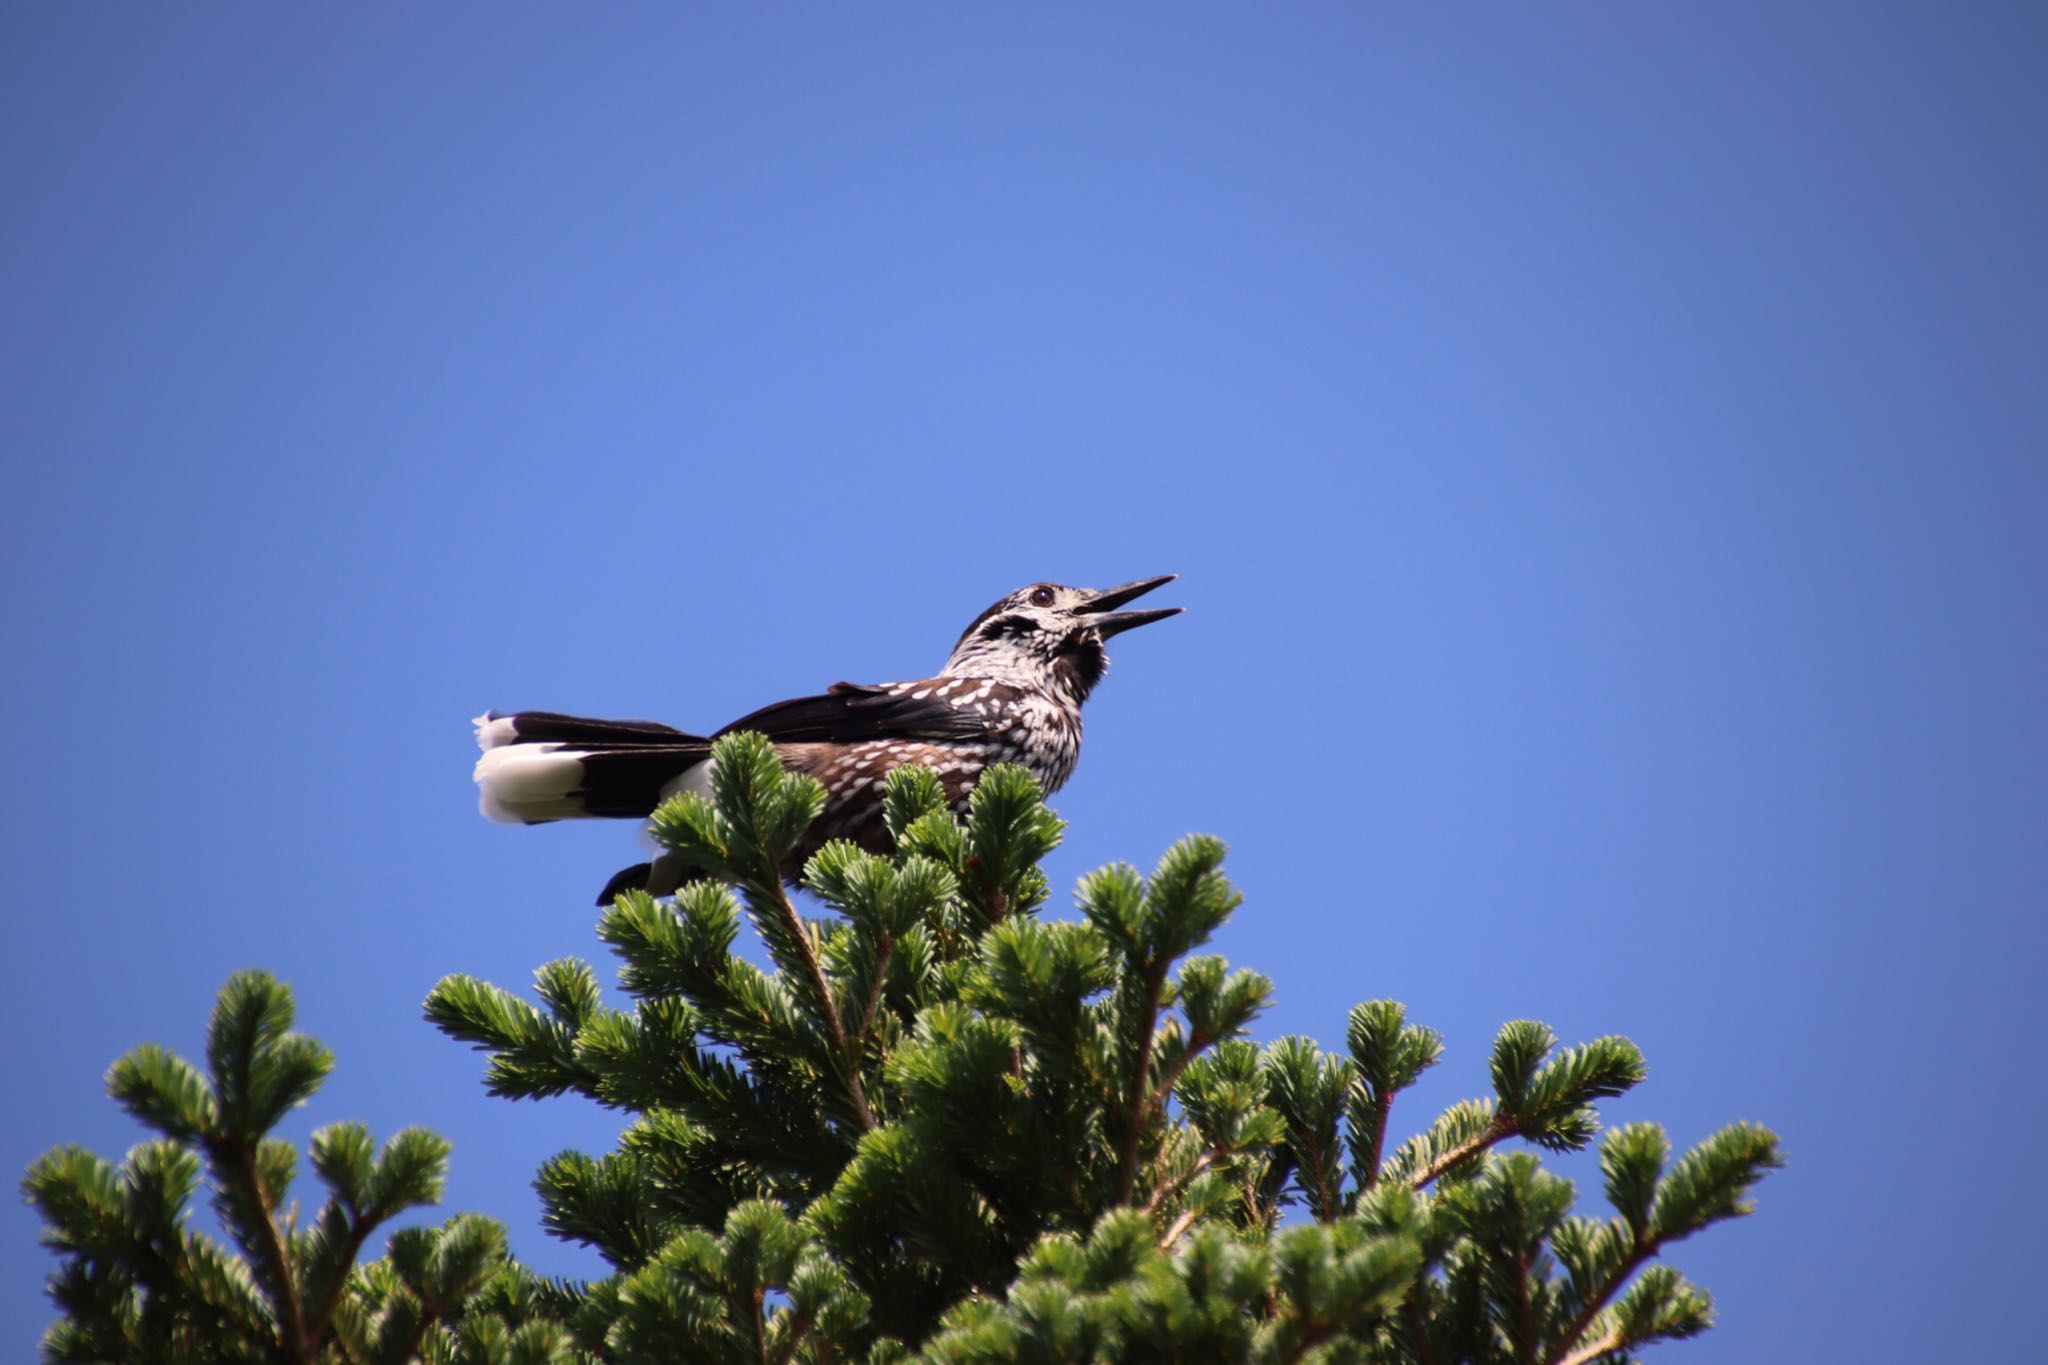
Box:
4;4;2043;1358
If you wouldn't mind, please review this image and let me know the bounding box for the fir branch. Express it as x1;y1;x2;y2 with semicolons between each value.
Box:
1314;1159;1344;1226
1113;963;1169;1204
1142;1142;1231;1219
1410;1111;1517;1189
855;932;898;1059
300;1211;374;1353
386;1302;438;1365
1280;1323;1330;1365
1512;1246;1538;1365
1346;1001;1443;1199
1158;1207;1201;1251
212;1134;309;1363
761;875;876;1134
1542;1243;1654;1365
1543;1123;1780;1365
676;733;876;1134
1149;1029;1215;1126
1558;1326;1624;1365
1404;1291;1441;1365
771;1301;817;1365
1358;1093;1394;1195
1264;1039;1352;1221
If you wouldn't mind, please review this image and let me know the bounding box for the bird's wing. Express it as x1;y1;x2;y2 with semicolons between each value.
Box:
715;680;996;745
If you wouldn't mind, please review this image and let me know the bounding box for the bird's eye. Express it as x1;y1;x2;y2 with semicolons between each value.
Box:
1029;586;1056;607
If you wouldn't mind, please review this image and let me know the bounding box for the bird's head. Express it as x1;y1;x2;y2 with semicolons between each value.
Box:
941;575;1181;702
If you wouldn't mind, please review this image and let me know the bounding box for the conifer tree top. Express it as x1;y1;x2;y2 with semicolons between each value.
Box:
28;735;1779;1363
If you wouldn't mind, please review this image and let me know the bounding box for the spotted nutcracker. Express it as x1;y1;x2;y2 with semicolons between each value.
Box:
473;575;1181;902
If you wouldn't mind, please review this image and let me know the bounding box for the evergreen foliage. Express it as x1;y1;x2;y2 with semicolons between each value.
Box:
29;732;1782;1362
22;971;579;1363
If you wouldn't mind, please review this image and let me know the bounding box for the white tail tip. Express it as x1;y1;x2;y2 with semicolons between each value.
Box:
474;744;588;823
473;711;521;751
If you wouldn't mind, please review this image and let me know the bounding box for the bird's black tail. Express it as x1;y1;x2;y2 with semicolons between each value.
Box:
471;710;713;824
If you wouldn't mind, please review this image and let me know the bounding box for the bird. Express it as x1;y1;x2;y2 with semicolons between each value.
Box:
473;576;1181;903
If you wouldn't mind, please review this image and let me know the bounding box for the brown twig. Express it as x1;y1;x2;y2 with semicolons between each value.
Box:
854;933;896;1056
1158;1206;1201;1251
1280;1321;1330;1365
302;1212;375;1351
763;880;875;1132
1409;1112;1517;1190
1117;1029;1223;1211
1113;965;1169;1203
1142;1143;1231;1218
1358;1093;1394;1193
1308;1129;1343;1221
1541;1242;1656;1365
390;1305;437;1365
1404;1290;1440;1365
1148;1031;1212;1124
1557;1329;1623;1365
216;1137;309;1362
1512;1247;1538;1365
771;1304;816;1365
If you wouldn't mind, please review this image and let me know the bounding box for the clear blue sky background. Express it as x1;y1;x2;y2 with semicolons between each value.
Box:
4;5;2043;1359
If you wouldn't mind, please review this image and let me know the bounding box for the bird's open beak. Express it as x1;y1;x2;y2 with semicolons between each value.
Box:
1076;574;1182;637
